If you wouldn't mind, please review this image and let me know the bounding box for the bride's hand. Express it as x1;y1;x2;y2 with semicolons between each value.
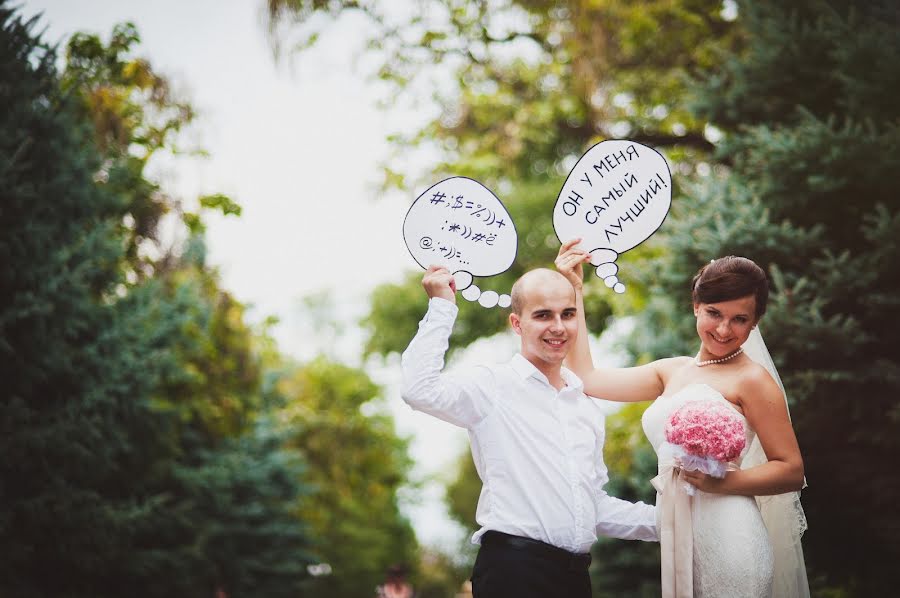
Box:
681;469;728;494
555;238;591;290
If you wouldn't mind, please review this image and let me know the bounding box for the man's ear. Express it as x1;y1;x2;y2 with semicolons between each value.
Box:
509;312;522;335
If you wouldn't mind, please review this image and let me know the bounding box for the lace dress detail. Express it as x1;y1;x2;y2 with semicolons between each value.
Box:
643;383;774;598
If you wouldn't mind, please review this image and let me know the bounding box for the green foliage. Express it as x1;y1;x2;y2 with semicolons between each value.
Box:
413;546;474;598
275;358;418;598
591;404;660;597
1;8;315;595
362;271;434;358
445;450;481;532
147;260;263;439
169;418;314;598
120;256;320;595
693;1;900;131
59;21;239;277
0;7;152;593
267;0;734;180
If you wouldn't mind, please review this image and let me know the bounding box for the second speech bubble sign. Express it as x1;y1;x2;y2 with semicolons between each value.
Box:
553;139;672;293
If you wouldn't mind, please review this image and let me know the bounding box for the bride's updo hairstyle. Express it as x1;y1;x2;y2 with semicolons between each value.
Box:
691;256;769;320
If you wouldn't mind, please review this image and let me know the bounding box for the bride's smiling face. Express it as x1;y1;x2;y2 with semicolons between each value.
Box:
694;295;758;358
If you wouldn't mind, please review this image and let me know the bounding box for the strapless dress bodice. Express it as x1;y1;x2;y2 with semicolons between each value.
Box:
642;383;756;468
642;382;774;597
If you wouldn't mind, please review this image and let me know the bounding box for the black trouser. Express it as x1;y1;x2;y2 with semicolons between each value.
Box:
471;531;592;598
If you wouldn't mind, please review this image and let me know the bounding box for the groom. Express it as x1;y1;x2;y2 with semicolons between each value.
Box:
401;265;657;598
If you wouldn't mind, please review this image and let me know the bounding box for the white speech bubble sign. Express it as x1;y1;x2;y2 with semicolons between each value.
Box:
404;177;518;308
553;140;672;292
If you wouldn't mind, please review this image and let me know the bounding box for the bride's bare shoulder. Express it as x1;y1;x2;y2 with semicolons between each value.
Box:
655;356;694;381
737;360;783;406
663;355;694;368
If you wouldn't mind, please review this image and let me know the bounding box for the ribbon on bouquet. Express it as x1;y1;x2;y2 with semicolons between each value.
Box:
651;457;694;598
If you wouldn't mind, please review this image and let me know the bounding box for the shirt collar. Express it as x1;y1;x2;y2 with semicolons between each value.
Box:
509;354;584;393
561;366;585;393
510;353;540;379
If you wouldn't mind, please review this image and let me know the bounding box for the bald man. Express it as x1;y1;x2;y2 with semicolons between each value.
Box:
401;266;657;598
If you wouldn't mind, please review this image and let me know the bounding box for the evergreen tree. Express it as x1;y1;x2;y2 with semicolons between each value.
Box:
1;7;316;595
628;1;900;593
112;247;316;597
0;6;162;594
171;416;315;598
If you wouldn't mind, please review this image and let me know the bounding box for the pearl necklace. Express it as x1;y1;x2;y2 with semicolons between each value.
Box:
695;347;744;367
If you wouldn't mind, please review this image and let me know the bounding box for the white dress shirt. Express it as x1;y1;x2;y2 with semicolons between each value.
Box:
401;298;658;553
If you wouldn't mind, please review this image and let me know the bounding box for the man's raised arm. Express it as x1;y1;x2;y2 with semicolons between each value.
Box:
400;266;492;429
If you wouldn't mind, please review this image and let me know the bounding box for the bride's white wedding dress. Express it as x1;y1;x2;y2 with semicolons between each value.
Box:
642;383;774;598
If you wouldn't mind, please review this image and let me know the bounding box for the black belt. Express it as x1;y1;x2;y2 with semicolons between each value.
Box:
480;530;592;571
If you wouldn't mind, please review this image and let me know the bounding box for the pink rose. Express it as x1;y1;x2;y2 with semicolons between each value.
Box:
665;401;746;462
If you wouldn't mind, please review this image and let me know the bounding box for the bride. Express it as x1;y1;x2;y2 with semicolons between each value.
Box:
555;239;810;598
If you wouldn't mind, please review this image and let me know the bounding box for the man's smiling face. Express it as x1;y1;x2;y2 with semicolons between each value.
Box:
509;272;578;370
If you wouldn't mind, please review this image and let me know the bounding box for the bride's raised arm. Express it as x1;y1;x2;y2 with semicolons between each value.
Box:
555;239;671;403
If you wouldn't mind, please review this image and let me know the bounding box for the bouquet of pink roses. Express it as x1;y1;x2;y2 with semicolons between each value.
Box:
662;400;746;495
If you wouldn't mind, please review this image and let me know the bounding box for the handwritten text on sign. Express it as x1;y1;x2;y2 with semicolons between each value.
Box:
403;177;518;307
553;140;672;292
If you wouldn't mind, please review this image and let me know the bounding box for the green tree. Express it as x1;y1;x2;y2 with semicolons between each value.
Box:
170;416;315;598
627;1;900;594
60;22;240;278
445;450;481;533
1;8;315;595
413;546;474;598
275;358;418;598
0;6;169;593
116;247;315;597
58;22;315;596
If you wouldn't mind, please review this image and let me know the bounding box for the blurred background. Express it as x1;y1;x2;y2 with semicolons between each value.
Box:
2;0;898;596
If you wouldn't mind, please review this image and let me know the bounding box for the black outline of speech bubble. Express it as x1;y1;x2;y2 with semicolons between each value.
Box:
403;176;519;282
552;139;674;255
